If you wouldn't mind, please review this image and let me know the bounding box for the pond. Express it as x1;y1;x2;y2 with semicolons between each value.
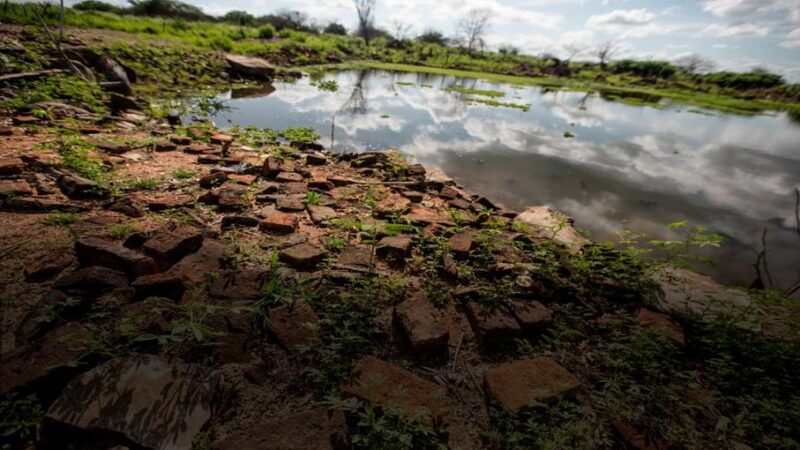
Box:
209;69;800;292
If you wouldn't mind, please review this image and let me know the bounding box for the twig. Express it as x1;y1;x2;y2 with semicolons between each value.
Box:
32;6;87;82
761;227;774;289
450;332;464;372
0;69;63;83
794;187;800;240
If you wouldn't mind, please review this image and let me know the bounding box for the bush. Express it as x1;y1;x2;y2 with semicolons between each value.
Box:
208;36;233;51
611;60;678;78
257;24;276;39
705;71;785;90
72;1;122;13
323;22;347;35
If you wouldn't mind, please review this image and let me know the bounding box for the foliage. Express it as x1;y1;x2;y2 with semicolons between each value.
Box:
313;79;339;92
324;397;447;449
52;135;110;184
611;60;678;79
172;167;195;179
324;22;348;36
108;223;135;239
281;127;321;144
444;86;504;97
0;73;107;113
706;71;785;90
304;191;323;206
41;212;82;227
257;24;276;39
0;393;43;444
127;177;159;190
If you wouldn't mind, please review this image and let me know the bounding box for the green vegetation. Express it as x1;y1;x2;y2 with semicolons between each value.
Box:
468;97;530;111
312;79;339;92
108;223;136;239
172;168;195;179
41;212;82;227
127;178;159;190
0;394;43;445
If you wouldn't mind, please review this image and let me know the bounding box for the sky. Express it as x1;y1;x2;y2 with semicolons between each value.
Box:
59;0;800;81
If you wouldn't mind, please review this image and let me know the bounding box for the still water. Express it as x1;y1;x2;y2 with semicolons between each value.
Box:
211;69;800;291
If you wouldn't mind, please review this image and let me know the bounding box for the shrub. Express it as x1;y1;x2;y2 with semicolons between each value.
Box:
705;71;785;90
323;22;347;35
611;60;678;79
208;36;233;51
257;24;276;39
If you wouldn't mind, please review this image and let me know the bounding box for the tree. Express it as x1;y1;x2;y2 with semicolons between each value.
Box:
677;54;715;75
390;20;411;42
324;22;347;35
498;44;519;56
417;29;447;45
563;44;584;63
595;41;617;68
353;0;376;49
73;1;123;13
221;10;256;27
458;8;491;53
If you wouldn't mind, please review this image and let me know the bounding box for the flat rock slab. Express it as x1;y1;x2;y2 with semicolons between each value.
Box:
652;267;750;319
514;206;589;251
394;292;449;352
0;322;89;396
510;300;552;333
213;408;346;450
307;205;338;225
276;171;304;183
57;173;111;199
279;243;327;270
75;237;157;278
403;208;455;227
217;184;250;210
635;308;685;346
464;302;521;344
53;266;129;295
0;179;34;198
276;196;306;211
485;357;581;413
2;196;84;213
0;157;25;175
46;355;212;450
225;53;276;79
377;235;413;259
343;356;449;422
131;272;185;300
146;193;194;211
449;232;474;258
267;300;319;351
167;239;225;286
259;212;299;234
142;230;203;269
209;270;271;301
337;245;373;268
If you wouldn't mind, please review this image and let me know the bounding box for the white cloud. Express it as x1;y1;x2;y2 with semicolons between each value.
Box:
587;9;655;28
700;22;770;37
662;6;682;16
780;28;800;48
700;0;800;23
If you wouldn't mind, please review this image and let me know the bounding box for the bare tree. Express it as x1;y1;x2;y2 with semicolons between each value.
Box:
677;54;715;75
595;41;617;68
458;8;491;53
390;20;411;41
563;44;584;63
353;0;376;49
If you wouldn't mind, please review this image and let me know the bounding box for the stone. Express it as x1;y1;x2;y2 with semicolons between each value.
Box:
146;193;194;211
167;239;225;286
0;157;25;175
0;322;90;396
154;141;177;152
184;144;216;154
635;308;685;346
260;233;309;250
401;191;424;203
0;126;17;136
343;356;449;422
276;196;306;212
464;302;521;344
351;153;381;168
407;163;426;177
449;198;472;210
425;168;455;189
328;176;354;186
262;156;296;178
217;184;250;210
279;244;327;270
109;92;142;111
210;133;234;145
308;177;334;191
439;186;460;200
652;267;750;319
170;135;192;145
45;355;211;450
12;115;41;125
281;182;308;194
228;174;256;185
0;179;34;198
485;357;580;413
305;152;328;165
612;419;669;450
53;266;129;294
94;141;130;155
377;235;413;259
394;292;449;352
198;154;222;165
267;300;319;351
276;171;304;183
75;237;157;278
225;53;276;79
221;215;260;230
449;232;474;258
213;408;346;450
106;196;145;217
510;300;552;333
259;212;299;234
337;246;373;268
307;205;338;225
142;230;204;269
131;272;185;300
209;270;271;301
24;253;73;282
58;173;110;199
515;206;589;251
403;208;455;226
2;197;83;213
199;172;227;188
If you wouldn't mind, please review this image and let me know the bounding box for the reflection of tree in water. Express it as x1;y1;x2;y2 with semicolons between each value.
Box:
339;70;368;115
576;92;591;110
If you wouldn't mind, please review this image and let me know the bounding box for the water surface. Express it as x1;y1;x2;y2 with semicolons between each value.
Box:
211;70;800;291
